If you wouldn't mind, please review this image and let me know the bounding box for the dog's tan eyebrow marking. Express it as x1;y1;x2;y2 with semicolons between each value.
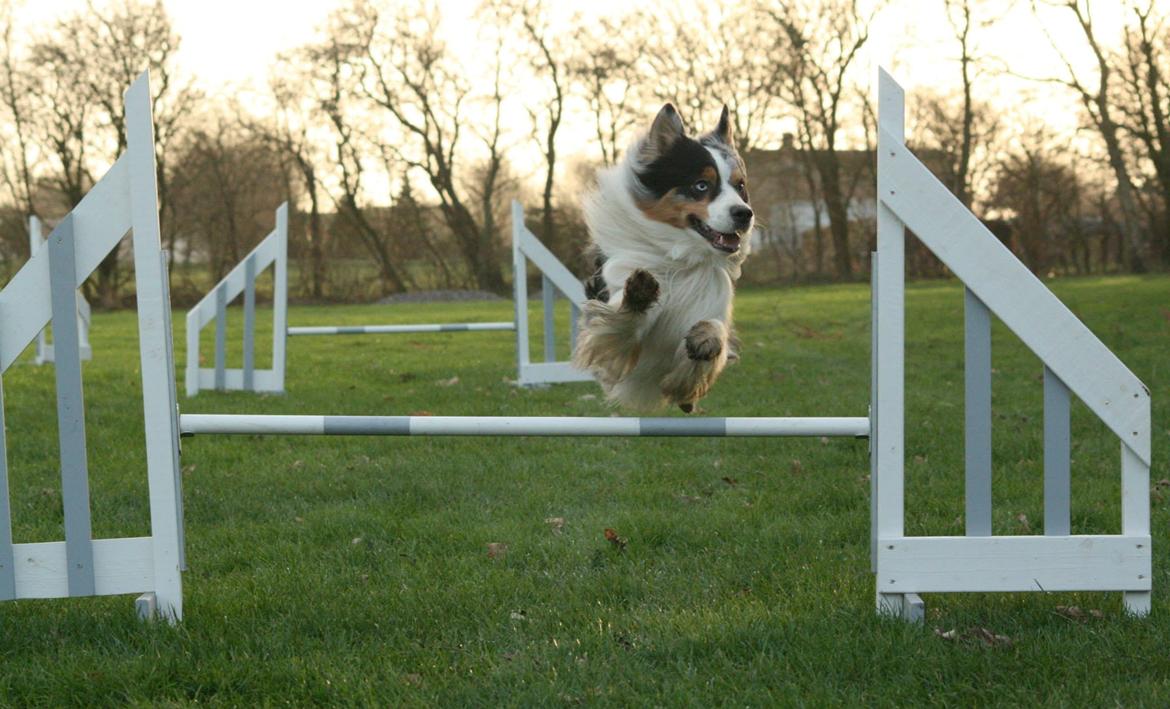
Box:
699;166;717;183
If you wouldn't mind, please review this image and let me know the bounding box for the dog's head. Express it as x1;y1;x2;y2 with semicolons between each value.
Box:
629;104;753;258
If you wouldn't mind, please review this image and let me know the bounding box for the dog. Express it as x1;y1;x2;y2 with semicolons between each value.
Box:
573;103;754;413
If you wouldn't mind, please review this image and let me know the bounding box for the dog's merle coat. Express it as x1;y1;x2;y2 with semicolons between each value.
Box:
573;104;754;412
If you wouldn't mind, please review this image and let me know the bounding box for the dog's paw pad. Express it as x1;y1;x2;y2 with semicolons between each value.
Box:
685;322;724;361
622;270;659;313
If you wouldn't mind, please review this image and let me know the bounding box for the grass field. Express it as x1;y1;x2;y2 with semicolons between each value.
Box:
0;275;1168;705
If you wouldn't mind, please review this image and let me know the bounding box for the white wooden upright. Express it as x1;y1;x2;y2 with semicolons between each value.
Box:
0;71;184;620
872;69;1151;618
30;215;93;365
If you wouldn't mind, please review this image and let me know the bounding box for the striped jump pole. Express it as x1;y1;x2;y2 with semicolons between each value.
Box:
288;322;515;336
180;414;871;438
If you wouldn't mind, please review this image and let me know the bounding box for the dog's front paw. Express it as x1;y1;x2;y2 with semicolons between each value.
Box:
622;270;659;313
684;320;725;361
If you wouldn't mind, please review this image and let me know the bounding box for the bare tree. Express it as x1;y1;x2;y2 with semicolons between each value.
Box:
1116;1;1170;263
247;70;333;298
1034;0;1150;271
989;127;1084;273
485;0;565;248
333;0;508;292
566;12;643;166
29;0;196;304
0;2;35;228
639;5;787;151
765;0;878;280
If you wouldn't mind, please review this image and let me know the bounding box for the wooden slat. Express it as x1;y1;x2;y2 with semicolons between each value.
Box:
878;126;1150;464
48;216;95;597
1043;367;1071;536
0;155;131;371
12;538;154;599
877;535;1150;593
965;289;992;536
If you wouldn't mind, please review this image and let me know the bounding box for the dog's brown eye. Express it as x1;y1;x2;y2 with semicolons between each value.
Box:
735;180;748;197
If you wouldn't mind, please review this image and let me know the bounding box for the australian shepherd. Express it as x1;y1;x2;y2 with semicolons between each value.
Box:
573;104;754;413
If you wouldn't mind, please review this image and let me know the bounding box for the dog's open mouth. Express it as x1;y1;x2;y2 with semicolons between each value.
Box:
687;215;741;254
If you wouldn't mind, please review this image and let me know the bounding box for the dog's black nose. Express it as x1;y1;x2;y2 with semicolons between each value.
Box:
731;206;753;228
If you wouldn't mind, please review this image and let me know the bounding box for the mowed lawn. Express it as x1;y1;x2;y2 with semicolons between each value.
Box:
0;275;1168;705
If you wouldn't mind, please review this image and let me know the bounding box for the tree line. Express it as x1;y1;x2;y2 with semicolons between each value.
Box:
0;0;1166;307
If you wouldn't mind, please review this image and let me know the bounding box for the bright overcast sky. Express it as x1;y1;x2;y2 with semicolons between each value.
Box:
10;0;1130;155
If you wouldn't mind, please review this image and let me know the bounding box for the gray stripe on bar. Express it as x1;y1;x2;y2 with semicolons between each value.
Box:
1043;366;1071;536
639;418;727;436
214;285;226;391
243;254;256;391
48;216;95;597
0;377;14;600
322;416;412;435
964;288;992;537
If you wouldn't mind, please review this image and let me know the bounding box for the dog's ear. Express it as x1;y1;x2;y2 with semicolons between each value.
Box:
643;103;685;157
710;105;735;147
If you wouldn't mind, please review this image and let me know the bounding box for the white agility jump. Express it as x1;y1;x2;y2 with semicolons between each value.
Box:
29;215;93;365
0;70;1151;624
184;201;590;396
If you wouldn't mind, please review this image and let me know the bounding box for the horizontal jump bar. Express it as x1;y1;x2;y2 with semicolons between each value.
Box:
288;322;515;336
180;414;871;438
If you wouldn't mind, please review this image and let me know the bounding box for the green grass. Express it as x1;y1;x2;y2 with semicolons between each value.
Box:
1;276;1169;705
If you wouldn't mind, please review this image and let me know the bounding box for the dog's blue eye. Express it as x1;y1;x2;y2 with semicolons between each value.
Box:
692;180;709;194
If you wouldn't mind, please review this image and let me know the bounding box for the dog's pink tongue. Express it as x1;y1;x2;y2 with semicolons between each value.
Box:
715;232;740;248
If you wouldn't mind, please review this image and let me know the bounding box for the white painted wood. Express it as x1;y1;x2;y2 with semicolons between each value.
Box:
964;289;992;536
135;591;157;621
289;323;514;335
517;230;586;305
0;156;130;372
12;537;155;599
1121;443;1152;615
878;129;1150;465
195;368;284;393
30;215;95;366
126;71;184;622
874;68;907;612
48;216;96;596
877;535;1150;593
272;203;288;393
513;201;531;374
187;229;280;327
542;275;556;362
902;593;925;624
180;414;871;438
186;203;288;396
0;377;13;600
1044;367;1071;536
518;361;593;385
870;251;879;571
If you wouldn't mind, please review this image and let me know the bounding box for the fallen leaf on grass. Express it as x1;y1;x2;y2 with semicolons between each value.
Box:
437;376;460;387
721;476;738;486
1056;605;1104;621
790;459;804;475
604;528;627;551
545;517;565;533
1015;513;1031;532
934;626;1013;648
351;537;363;545
410;410;433;417
487;542;508;559
403;673;423;687
578;394;597;401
